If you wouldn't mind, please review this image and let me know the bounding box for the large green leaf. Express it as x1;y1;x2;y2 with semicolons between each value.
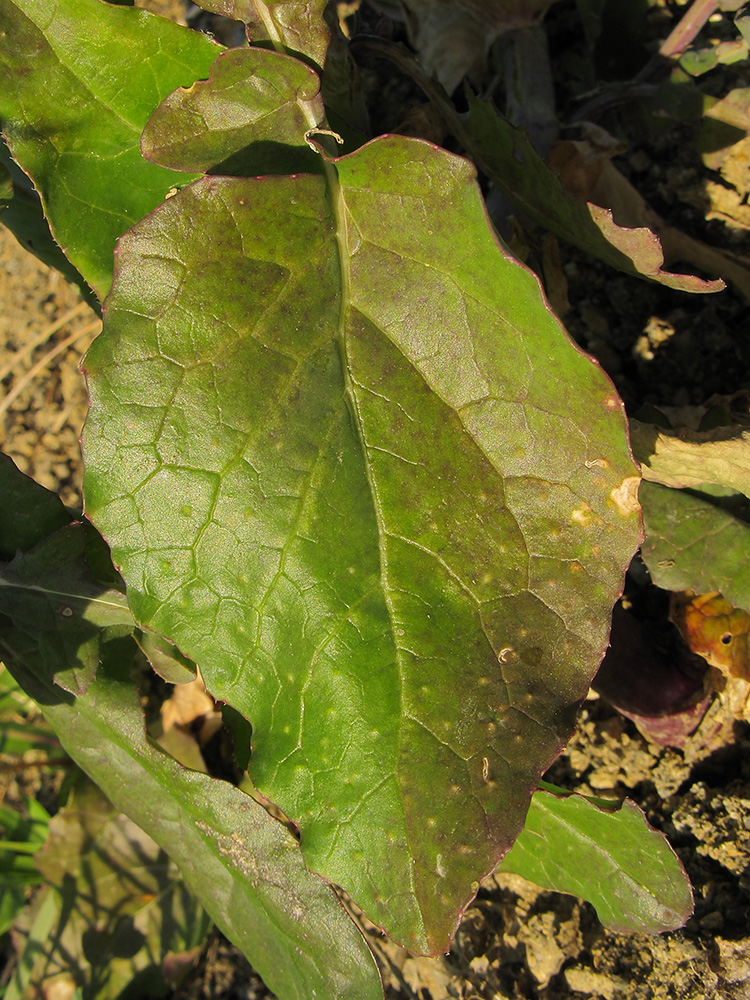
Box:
83;129;641;952
640;480;750;611
0;0;222;298
0;639;383;1000
498;784;693;933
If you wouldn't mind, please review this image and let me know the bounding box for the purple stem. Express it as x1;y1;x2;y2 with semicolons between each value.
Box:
573;0;722;121
633;0;721;84
658;0;720;59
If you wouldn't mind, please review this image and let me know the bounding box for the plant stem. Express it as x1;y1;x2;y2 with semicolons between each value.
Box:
634;0;720;83
570;0;721;122
658;0;720;60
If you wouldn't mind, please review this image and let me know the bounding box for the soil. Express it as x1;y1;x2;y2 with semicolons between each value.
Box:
2;1;750;999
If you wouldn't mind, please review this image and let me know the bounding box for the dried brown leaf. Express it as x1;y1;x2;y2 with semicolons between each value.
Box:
630;419;750;496
670;591;750;682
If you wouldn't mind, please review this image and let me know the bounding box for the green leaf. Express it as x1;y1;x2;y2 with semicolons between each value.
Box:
0;798;49;936
0;0;222;298
461;94;724;293
0;455;71;560
142;46;325;176
680;47;719;76
640;480;750;610
134;630;196;685
17;782;212;1000
83;132;641;953
0;139;93;301
190;0;330;68
0;523;134;695
3;640;383;1000
630;419;750;498
498;784;693;933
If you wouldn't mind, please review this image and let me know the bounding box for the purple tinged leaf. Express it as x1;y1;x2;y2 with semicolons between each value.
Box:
462;95;725;292
83;133;641;954
190;0;330;69
142;47;325;176
593;601;710;728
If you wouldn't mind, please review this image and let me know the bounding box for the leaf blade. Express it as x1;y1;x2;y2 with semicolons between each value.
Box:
142;46;325;176
0;0;222;297
190;0;330;68
498;786;693;934
1;640;383;1000
641;480;750;611
83;134;641;953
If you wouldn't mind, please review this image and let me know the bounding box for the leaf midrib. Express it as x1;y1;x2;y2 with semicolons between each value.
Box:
323;157;427;945
0;576;131;615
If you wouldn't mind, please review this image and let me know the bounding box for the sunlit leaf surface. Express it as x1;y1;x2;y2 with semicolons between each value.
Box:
498;785;693;933
83;128;641;952
0;0;221;297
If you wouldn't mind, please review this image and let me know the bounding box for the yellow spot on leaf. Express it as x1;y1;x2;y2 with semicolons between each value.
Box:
571;503;593;526
610;476;640;516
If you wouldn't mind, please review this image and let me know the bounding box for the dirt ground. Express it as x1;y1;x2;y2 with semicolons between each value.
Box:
2;0;750;998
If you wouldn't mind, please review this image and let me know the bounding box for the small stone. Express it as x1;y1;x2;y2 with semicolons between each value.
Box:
564;967;617;999
401;956;452;1000
519;913;566;986
469;955;489;977
713;937;750;983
